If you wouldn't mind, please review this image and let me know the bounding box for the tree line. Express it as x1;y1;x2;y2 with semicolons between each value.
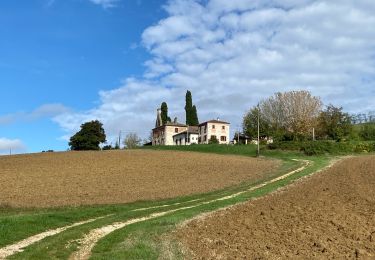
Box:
243;90;375;142
69;120;143;151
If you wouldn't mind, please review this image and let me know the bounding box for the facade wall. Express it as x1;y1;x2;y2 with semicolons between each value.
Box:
173;133;199;145
199;122;230;144
153;121;230;146
153;125;187;146
165;126;187;145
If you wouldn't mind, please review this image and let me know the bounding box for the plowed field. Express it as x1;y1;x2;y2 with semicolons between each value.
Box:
0;150;280;208
178;156;375;259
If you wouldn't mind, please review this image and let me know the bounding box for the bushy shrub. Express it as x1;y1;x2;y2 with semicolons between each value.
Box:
353;142;374;153
267;140;375;156
208;136;219;144
359;123;375;141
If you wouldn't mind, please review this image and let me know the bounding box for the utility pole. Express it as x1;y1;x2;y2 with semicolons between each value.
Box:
312;127;315;141
257;103;260;157
9;148;12;156
118;131;122;149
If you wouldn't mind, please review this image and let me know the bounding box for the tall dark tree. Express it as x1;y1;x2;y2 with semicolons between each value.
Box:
191;105;199;126
160;102;171;124
185;90;199;125
185;90;193;125
69;120;106;151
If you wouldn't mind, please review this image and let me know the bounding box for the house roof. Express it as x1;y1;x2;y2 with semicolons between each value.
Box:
199;119;230;126
152;122;187;130
173;126;199;137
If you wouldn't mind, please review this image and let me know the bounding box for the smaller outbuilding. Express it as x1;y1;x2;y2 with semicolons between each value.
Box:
173;126;199;145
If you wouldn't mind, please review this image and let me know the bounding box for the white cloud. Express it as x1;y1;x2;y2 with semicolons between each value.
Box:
0;104;70;125
0;138;26;155
54;0;375;142
89;0;119;8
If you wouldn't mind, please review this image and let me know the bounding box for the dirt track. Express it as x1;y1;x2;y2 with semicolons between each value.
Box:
178;156;375;259
0;150;279;208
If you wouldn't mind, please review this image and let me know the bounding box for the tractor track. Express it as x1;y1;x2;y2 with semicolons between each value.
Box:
70;159;310;260
0;159;311;260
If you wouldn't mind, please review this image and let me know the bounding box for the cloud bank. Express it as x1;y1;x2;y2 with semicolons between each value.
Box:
0;138;25;155
55;0;375;143
0;104;70;126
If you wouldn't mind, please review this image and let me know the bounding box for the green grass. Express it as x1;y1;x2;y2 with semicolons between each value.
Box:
142;143;259;157
0;146;333;259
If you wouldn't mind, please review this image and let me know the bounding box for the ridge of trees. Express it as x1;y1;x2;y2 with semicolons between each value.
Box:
243;90;374;142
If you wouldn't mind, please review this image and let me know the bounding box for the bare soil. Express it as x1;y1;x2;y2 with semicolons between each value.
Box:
178;156;375;259
0;150;279;208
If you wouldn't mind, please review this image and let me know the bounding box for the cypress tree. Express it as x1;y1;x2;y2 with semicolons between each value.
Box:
185;90;193;125
191;105;199;126
160;102;170;124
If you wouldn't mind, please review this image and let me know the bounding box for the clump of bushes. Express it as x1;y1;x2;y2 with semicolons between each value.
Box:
268;141;375;156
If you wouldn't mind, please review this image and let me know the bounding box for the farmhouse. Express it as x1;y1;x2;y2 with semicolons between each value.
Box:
173;126;199;145
152;109;230;146
198;120;230;144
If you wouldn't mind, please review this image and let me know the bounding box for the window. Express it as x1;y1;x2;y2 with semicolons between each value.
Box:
175;128;178;133
221;136;227;142
212;125;215;129
222;126;225;130
204;126;207;133
204;135;207;141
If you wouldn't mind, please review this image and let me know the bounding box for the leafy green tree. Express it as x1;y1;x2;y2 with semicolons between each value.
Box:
317;105;353;141
359;123;375;140
160;102;171;124
102;145;113;150
243;106;271;138
69;120;106;151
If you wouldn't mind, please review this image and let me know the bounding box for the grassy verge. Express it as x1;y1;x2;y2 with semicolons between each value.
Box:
0;146;332;259
142;143;259;157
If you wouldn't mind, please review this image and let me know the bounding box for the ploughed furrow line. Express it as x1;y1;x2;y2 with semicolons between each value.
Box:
70;159;310;260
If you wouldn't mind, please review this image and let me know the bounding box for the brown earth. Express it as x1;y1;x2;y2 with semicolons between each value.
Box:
0;150;279;208
178;156;375;259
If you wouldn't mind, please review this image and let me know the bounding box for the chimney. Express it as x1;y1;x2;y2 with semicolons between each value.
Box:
155;108;163;127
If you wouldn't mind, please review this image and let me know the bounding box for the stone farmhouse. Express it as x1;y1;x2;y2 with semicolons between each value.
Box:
152;109;230;146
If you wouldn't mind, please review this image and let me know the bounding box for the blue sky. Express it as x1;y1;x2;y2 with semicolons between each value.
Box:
1;0;375;154
0;0;166;153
